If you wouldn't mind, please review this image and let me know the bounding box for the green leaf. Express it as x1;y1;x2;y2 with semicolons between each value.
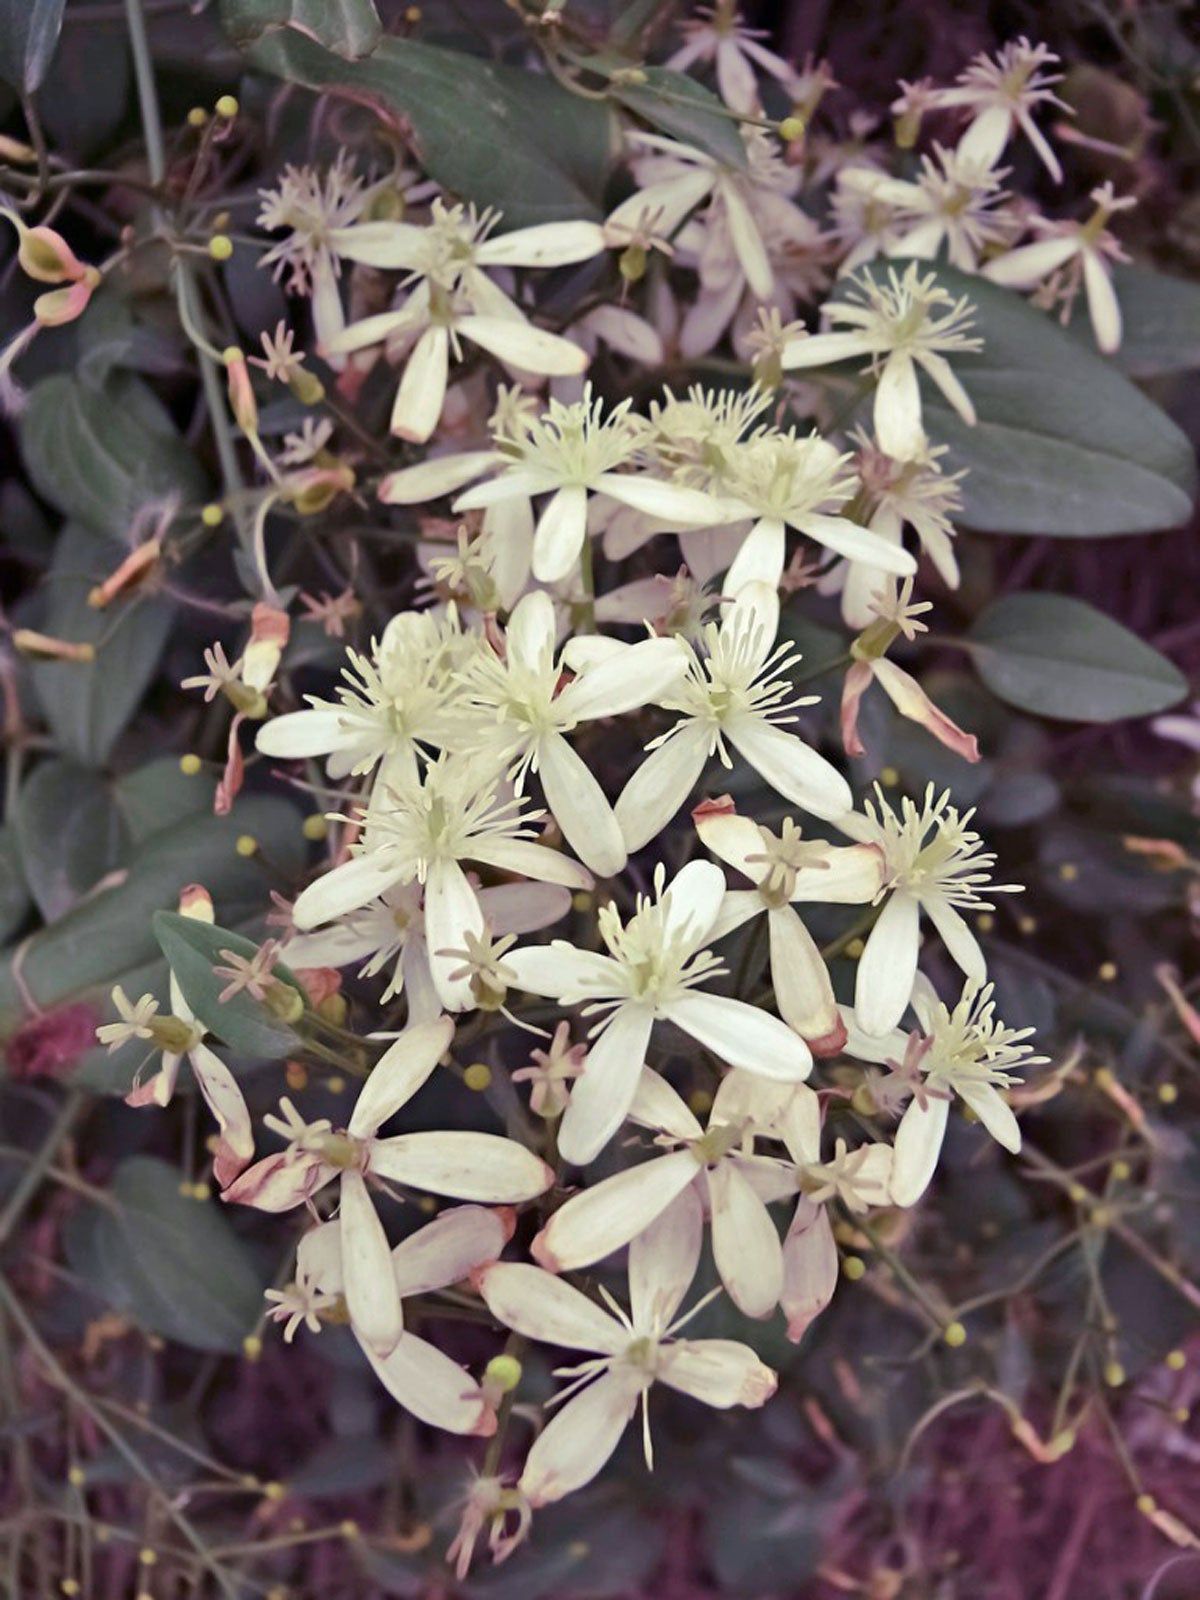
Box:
154;912;304;1059
245;32;616;226
112;757;215;843
1068;262;1200;378
15;759;127;920
28;524;174;767
219;0;382;60
64;1156;265;1353
0;796;305;1037
603;64;746;167
841;265;1196;536
20;373;206;539
0;0;65;92
0;827;30;945
963;593;1187;722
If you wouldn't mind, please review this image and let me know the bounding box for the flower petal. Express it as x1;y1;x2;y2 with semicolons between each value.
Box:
656;1339;777;1408
292;853;408;930
461;315;589;376
537;732;627;878
370;1131;553;1202
391;1205;512;1297
364;1331;493;1435
629;1185;704;1333
665;991;812;1081
476;1262;626;1354
532;484;589;584
391;325;448;443
348;1016;454;1138
767;905;838;1043
708;1160;784;1317
615;723;711;852
780;1198;838;1342
726;716;852;821
890;1093;950;1206
854;891;920;1037
519;1371;642;1506
534;1149;698;1272
558;1004;655;1165
424;857;486;1011
339;1170;403;1356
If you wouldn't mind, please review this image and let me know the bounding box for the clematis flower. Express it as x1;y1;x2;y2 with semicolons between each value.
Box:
843;976;1044;1204
456;588;688;875
97;886;253;1186
781;264;981;461
982;182;1133;354
223;1016;552;1356
925;38;1067;182
665;3;806;112
477;1192;777;1506
839;784;1020;1036
284;879;572;1018
452;387;725;585
694;796;883;1053
270;1207;510;1434
504;859;812;1165
532;1067;802;1318
290;753;593;1011
835;146;1016;273
614;582;852;853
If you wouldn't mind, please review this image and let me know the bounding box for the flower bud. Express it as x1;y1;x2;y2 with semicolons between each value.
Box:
223;346;258;434
484;1354;522;1394
88;538;162;609
12;629;95;663
288;367;325;406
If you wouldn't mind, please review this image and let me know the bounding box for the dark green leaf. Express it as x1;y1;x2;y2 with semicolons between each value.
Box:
15;759;127;920
605;65;746;168
964;593;1186;722
0;0;65;92
154;911;304;1059
0;795;305;1036
64;1156;265;1352
0;827;30;945
246;33;616;226
220;0;382;61
112;757;215;843
840;265;1196;536
28;524;174;767
20;373;206;539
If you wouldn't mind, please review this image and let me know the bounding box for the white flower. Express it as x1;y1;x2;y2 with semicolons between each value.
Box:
718;427;917;594
223;1017;552;1356
279;1207;510;1434
532;1067;802;1319
453;387;725;585
455;588;688;875
102;890;254;1187
844;976;1044;1204
256;607;475;791
614;582;852;853
477;1192;777;1506
504;859;812;1164
284;879;573;1016
695;797;883;1053
666;5;805;112
257;153;389;349
840;783;1019;1036
983;183;1133;354
926;38;1067;182
291;753;593;1011
782;264;982;461
837;146;1015;273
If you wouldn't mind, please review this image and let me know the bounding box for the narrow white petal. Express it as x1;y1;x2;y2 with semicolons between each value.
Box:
982;235;1078;288
724;518;786;596
890;1094;950;1206
189;1043;253;1164
364;1332;492;1435
370;1131;552;1202
423;857;486;1011
789;844;884;905
503;941;622;1001
657;1339;777;1408
854;892;921;1036
628;1066;704;1141
956;1079;1021;1153
768;905;838;1043
665;991;812;1081
537;733;626;879
726;716;853;821
615;724;711;852
478;881;572;937
348;1017;453;1138
391;325;449;443
477;220;606;268
662;859;727;948
558;1004;655;1165
780;1199;838;1341
469;836;593;891
390;1205;511;1298
798;512;917;576
378;451;499;505
923;896;986;984
535;1150;698;1272
461;315;589;376
593;473;724;529
557;636;688;722
505;589;558;674
256;709;358;759
327;220;427;268
532;484;589;584
1082;249;1122;354
629;1185;704;1333
694;808;770;885
781;330;874;370
292;853;407;930
873;351;925;460
519;1371;641;1506
477;1262;626;1353
915;351;976;428
708;1160;784;1317
339;1171;403;1356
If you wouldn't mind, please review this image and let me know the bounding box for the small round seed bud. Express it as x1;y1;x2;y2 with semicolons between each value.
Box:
302;813;328;841
180;753;202;775
243;1334;263;1360
879;765;899;786
187;107;208;128
1158;1083;1178;1104
1166;1349;1187;1370
943;1321;967;1347
1104;1360;1127;1388
778;115;804;141
209;234;233;261
340;1520;359;1539
67;1466;86;1487
1098;961;1117;981
1111;1159;1131;1181
201;503;224;527
842;1256;866;1280
485;1354;523;1393
215;95;239;118
61;1581;81;1596
1136;1493;1157;1514
845;937;865;960
235;834;257;857
262;1481;285;1502
464;1062;492;1091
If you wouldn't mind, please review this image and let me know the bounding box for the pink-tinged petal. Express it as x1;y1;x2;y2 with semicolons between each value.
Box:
519;1371;642;1506
222;1149;333;1211
534;1149;698;1272
477;881;572;936
708;1161;784;1318
657;1339;777;1408
371;1131;553;1202
664;991;812;1081
339;1170;403;1356
558;1004;656;1166
391;1205;512;1298
840;659;873;759
767;905;838;1044
780;1198;838;1342
348;1016;454;1138
854;892;920;1037
189;1042;253;1171
629;1185;705;1334
890;1093;950;1206
476;1262;626;1354
693;802;769;886
870;658;980;763
364;1331;494;1435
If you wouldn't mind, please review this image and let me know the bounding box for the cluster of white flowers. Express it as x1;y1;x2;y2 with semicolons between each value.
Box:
94;18;1110;1572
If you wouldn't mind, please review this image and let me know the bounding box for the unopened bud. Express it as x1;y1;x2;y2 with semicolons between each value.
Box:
619;242;647;283
263;980;305;1025
187;107;208;129
484;1354;522;1393
223;346;258;434
209;234;233;261
178;883;215;922
88;539;162;608
288;368;325;406
215;95;239;119
12;629;95;663
778;115;805;142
